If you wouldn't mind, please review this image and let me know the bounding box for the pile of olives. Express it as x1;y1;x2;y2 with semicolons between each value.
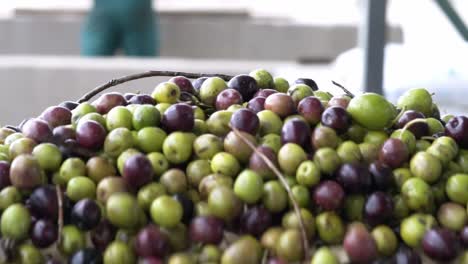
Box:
0;68;468;264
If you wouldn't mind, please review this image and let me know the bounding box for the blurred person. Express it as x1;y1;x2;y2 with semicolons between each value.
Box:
81;0;158;56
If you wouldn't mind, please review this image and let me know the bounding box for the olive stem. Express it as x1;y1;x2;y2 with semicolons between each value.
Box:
331;81;355;98
229;126;310;262
0;238;15;262
77;70;235;103
178;92;213;110
390;106;407;128
421;136;436;141
400;118;427;140
261;249;269;264
56;185;63;244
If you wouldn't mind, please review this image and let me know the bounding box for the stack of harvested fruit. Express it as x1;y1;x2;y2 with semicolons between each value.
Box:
0;69;467;264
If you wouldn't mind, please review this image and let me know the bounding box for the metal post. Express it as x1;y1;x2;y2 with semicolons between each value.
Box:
434;0;468;41
359;0;387;95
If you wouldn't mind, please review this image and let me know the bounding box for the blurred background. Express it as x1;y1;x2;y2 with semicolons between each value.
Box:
0;0;467;125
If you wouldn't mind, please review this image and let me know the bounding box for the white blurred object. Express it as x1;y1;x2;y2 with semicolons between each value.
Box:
333;0;468;114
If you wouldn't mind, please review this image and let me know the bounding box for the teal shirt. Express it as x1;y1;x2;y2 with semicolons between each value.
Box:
81;0;158;56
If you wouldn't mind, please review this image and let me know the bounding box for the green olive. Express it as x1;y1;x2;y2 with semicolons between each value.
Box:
152;82;181;104
199;244;221;263
409;151;442;183
275;229;304;262
426;143;454;167
221;235;262;264
32;143;62;171
0;203;30;240
393;194;410;220
400;213;436;248
397;88;433;116
311;126;339;149
160;169;188;194
103;241;136;264
344;194;365;221
186;159;212;188
337;140;362;164
194;201;212;217
59;225;86;255
260;134;282;153
364;131;389;147
0;187;22;211
261;227;284;252
288;84;314;105
208;186;242;221
359;142;380;164
106;192;141;229
193;106;206;120
262;180;288;213
59;157;86;184
282;209;315;239
432;180;447;205
160;223;189;251
155;103;171;115
446;173;468;204
426;117;444;135
415;139;431;152
193;119;208;135
391;129;416;154
257;110;283;135
132;104;160;130
147;152;169;177
193;134;223;160
347;93;396;130
250;69;274;89
234;169;263;204
18;243;43;264
168;253;196;264
71;102;97;126
316;211;345;244
290;185;310;208
198;173;233;199
274;77;289;93
371;225;398;256
458;150;468;173
345;124;367;143
86;156;117;183
96;176;128;204
296;160;321;187
401;177;433;212
106;106;133;131
442;161;463;180
199;77;227;106
223;131;257;164
206;110;233;137
211;152;241;178
137;182;166;211
393;168;413;189
163;132;195;164
136;127;167;153
311;247;339;264
150;195;183;228
313;147;341;175
103;127;135;158
438;202;467;231
278;143;307;175
66;176;96;201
